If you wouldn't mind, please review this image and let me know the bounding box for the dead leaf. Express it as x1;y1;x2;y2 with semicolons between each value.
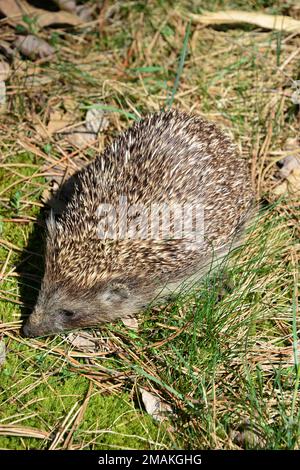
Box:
0;0;21;20
0;59;10;81
139;388;173;423
0;40;15;60
47;109;74;135
279;154;300;178
54;104;109;148
0;0;82;29
273;180;287;196
0;81;6;112
273;170;300;196
286;168;300;194
0;57;9;113
85;107;109;134
67;332;99;352
274;139;300;196
36;10;82;28
53;0;77;13
14;35;55;60
122;317;139;330
76;4;95;22
66;332;116;355
279;138;300;177
0;339;6;366
63;95;78;112
190;10;300;33
64;124;96;148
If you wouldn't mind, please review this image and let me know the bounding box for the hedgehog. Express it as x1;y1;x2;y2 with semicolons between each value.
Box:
22;110;254;338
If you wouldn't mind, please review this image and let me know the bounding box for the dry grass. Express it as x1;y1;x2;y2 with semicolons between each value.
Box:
0;0;299;450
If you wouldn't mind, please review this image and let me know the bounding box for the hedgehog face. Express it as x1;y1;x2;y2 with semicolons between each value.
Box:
22;281;142;338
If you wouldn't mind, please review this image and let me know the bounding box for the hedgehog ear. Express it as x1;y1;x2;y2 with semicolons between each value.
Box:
100;283;130;304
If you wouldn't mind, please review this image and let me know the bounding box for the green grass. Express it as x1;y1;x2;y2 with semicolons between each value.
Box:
0;352;165;450
0;0;299;450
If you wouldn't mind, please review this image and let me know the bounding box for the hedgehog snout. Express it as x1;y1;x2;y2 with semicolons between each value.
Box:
22;307;58;338
22;322;38;338
22;318;61;338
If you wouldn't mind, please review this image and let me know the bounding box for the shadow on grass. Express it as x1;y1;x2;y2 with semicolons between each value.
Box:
17;171;80;330
17;213;46;328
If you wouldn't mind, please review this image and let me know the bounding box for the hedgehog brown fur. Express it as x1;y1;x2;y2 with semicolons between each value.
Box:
23;110;254;337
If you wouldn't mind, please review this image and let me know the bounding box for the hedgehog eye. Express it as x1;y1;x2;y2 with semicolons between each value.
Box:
61;309;75;317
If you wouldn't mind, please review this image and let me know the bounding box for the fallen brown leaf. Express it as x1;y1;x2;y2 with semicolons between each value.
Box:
64;124;96;148
279;155;300;178
0;40;15;60
76;4;95;22
0;59;10;81
85;107;109;134
67;332;99;352
190;10;300;33
286;168;300;194
0;81;6;113
122;317;139;330
47;109;74;135
0;0;21;20
274;139;300;196
0;0;82;29
36;10;83;28
279;138;300;176
14;35;55;60
63;95;78;112
139;388;173;423
53;0;77;13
